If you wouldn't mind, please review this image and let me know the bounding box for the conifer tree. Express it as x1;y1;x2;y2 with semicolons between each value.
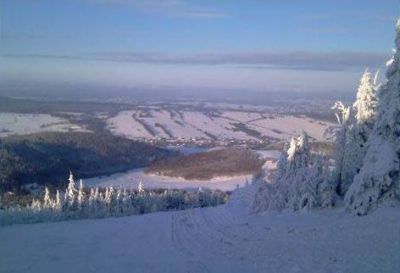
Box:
353;70;378;127
54;190;62;212
77;179;86;212
30;199;42;212
88;188;95;213
345;19;400;215
65;171;77;210
253;132;332;212
43;187;53;210
332;101;351;193
138;181;145;195
122;189;133;214
339;71;379;195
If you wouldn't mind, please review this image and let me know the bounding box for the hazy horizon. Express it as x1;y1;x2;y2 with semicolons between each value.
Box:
0;0;398;97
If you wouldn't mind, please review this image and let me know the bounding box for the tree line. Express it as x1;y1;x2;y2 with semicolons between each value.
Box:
0;173;228;226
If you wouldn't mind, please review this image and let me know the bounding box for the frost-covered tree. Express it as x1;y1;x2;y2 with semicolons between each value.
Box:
30;199;42;212
114;188;123;215
284;132;327;210
287;132;310;171
332;101;351;192
122;189;134;214
77;179;86;212
88;188;95;213
138;181;145;194
315;157;337;208
1;173;228;226
253;132;333;212
97;190;105;213
338;71;379;195
104;187;118;215
345;19;400;215
43;187;53;210
353;70;379;127
64;171;77;210
54;190;62;212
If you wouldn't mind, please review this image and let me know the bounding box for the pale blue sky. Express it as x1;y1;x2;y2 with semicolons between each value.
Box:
0;0;399;94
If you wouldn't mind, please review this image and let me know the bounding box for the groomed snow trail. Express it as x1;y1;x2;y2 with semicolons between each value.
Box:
1;187;399;273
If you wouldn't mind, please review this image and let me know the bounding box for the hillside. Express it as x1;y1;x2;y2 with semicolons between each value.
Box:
145;148;264;180
0;186;398;273
107;109;334;143
0;132;174;192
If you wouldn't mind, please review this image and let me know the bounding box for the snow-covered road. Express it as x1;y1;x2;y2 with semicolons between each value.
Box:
1;187;399;273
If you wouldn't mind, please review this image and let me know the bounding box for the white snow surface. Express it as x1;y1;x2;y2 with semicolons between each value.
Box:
84;150;280;191
0;112;87;137
84;168;252;191
1;184;399;273
106;110;333;141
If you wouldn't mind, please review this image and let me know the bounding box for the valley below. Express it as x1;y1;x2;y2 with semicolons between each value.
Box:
2;2;400;273
0;97;334;194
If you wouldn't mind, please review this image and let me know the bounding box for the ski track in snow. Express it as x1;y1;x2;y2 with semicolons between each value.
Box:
1;185;399;273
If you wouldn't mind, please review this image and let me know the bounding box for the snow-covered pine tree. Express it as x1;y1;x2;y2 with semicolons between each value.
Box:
88;188;95;214
104;187;117;215
285;132;322;210
77;179;86;212
353;70;379;127
138;181;145;195
54;190;62;212
30;198;42;212
96;188;106;216
345;19;400;215
253;137;298;212
338;70;379;195
43;187;53;210
253;132;332;212
332;101;351;193
288;132;310;170
115;188;123;215
65;171;77;211
104;187;111;213
122;188;133;214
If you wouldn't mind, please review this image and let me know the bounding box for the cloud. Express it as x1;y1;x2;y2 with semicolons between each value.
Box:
4;50;389;72
89;51;389;71
84;0;228;18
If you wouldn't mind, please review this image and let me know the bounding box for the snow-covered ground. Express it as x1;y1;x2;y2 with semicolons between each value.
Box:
1;185;399;273
106;109;334;142
247;114;331;140
0;112;87;137
107;111;154;139
84;168;252;191
84;149;280;191
254;149;281;159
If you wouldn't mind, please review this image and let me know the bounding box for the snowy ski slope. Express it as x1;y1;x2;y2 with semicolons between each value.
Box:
1;185;398;273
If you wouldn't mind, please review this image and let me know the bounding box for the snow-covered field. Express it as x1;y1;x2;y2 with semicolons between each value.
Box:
85;168;252;191
84;149;280;191
106;109;334;142
1;185;398;273
0;112;86;137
